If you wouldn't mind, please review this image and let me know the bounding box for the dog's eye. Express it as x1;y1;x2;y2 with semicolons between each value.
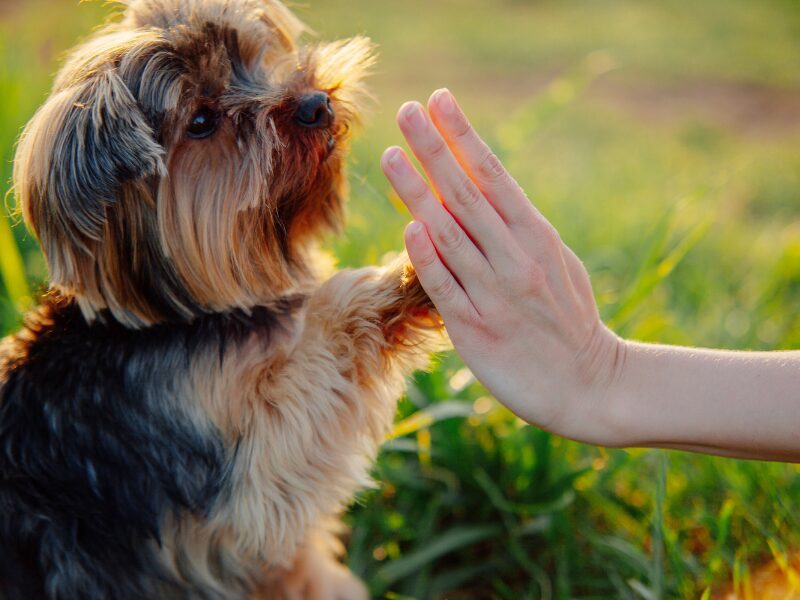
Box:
187;107;218;139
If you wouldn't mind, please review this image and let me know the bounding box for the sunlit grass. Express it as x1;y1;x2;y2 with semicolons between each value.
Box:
0;211;28;315
2;0;800;597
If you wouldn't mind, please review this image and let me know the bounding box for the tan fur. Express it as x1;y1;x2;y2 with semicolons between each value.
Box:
254;526;368;599
170;257;443;594
10;0;445;596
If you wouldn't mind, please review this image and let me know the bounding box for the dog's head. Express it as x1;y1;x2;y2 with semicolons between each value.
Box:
14;0;373;327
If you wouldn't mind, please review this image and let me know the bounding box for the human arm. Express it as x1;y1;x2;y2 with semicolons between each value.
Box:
607;343;800;462
380;88;800;462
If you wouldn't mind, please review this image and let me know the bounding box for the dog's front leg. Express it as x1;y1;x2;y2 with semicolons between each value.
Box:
285;253;446;454
253;527;367;600
235;257;443;598
308;253;444;369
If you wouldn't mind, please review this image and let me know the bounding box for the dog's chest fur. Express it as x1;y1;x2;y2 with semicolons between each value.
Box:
0;295;327;597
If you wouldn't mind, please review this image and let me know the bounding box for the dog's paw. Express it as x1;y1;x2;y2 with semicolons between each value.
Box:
399;261;435;312
315;562;369;600
374;259;444;354
254;543;368;600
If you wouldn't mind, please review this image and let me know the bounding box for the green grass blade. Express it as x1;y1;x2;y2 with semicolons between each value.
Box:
0;214;29;313
628;578;657;600
427;558;507;596
591;535;652;576
474;468;577;516
651;452;667;599
387;400;474;441
374;524;503;591
607;214;710;331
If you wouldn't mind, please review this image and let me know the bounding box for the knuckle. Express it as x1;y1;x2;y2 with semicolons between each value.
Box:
451;177;483;212
425;136;448;161
476;151;507;184
518;209;540;230
461;308;490;336
436;219;466;252
461;302;489;331
539;223;562;252
522;262;547;294
408;180;430;204
416;247;438;269
475;318;504;346
451;113;472;141
431;275;457;300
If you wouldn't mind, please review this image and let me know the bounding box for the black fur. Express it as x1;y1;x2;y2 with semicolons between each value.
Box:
47;68;166;243
0;294;301;599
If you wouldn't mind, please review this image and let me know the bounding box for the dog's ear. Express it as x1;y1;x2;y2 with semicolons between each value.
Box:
13;66;164;291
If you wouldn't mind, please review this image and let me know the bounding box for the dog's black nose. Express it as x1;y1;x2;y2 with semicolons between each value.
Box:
294;92;334;129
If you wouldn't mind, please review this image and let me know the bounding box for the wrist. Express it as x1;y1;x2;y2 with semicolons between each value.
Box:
599;339;677;450
553;322;630;447
594;334;634;448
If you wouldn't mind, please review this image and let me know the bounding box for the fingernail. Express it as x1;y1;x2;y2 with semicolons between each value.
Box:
405;104;427;131
406;221;423;237
435;89;455;115
386;147;409;175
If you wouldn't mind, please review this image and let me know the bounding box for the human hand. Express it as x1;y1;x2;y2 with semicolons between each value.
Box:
381;89;625;445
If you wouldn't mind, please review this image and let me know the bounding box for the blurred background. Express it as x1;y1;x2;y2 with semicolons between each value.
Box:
2;0;800;597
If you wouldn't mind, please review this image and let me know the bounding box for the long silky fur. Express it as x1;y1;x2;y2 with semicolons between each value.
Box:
2;1;443;598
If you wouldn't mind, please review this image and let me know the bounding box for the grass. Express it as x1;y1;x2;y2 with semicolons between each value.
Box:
2;0;800;597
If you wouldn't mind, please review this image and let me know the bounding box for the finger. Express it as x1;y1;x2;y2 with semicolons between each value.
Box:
396;101;516;267
427;89;545;234
381;146;494;302
424;90;583;310
404;221;475;323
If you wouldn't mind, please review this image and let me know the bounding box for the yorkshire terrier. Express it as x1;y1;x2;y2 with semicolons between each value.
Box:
0;0;442;597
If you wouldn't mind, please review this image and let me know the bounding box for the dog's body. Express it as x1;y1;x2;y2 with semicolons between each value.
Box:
0;1;440;597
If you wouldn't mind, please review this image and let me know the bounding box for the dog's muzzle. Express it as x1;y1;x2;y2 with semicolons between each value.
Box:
294;92;334;129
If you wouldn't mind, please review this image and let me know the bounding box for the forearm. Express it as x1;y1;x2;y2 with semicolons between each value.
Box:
605;342;800;462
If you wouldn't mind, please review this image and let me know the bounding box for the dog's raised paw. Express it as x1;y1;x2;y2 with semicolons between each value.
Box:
254;542;369;600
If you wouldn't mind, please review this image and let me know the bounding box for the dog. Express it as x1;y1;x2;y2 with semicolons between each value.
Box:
0;0;442;597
